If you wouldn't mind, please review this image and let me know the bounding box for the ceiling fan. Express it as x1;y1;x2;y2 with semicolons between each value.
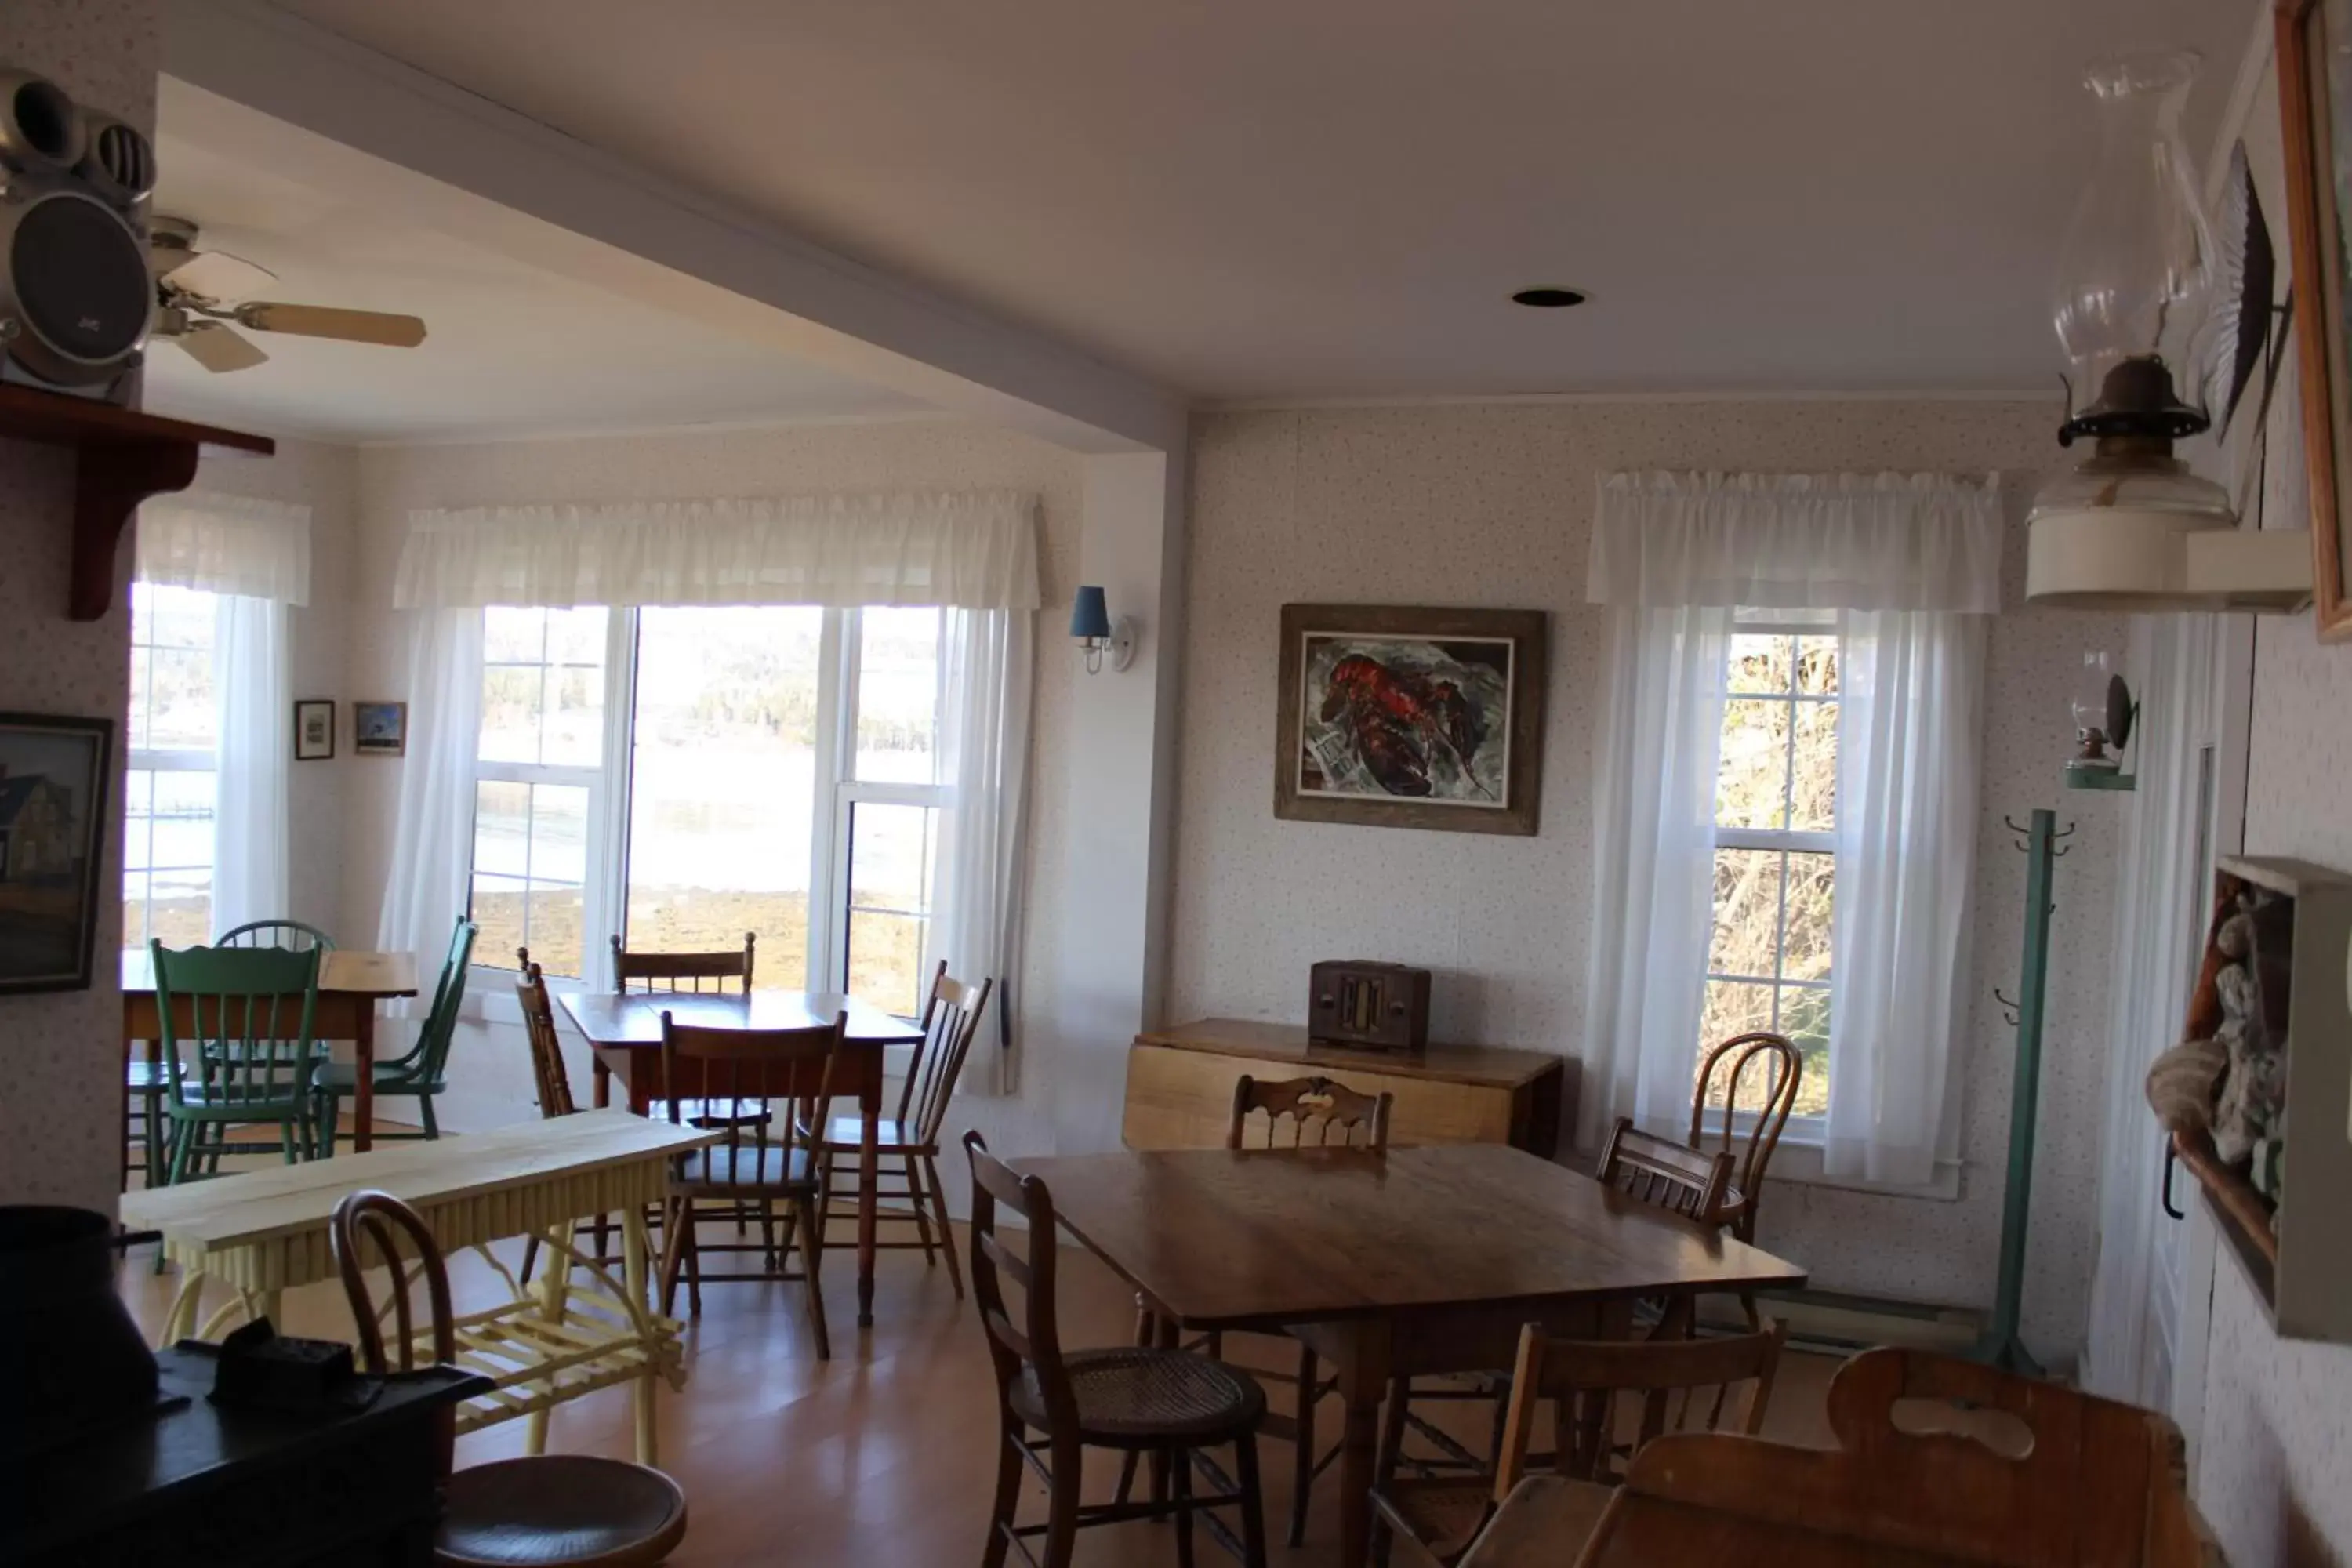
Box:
150;215;429;373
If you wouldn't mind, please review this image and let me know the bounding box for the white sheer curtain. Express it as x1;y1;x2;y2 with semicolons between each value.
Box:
927;608;1034;1092
211;596;291;933
2083;613;2223;1406
1822;608;1986;1185
1579;603;1731;1149
138;492;313;603
1584;473;2001;1169
375;609;485;1016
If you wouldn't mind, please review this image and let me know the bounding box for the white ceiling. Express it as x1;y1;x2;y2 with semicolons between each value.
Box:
254;0;2252;401
143;126;922;443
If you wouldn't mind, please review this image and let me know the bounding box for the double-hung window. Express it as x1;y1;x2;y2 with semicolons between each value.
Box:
1702;611;1838;1121
123;583;220;950
476;604;953;1013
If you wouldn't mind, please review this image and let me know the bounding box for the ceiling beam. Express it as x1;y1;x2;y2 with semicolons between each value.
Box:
159;0;1187;455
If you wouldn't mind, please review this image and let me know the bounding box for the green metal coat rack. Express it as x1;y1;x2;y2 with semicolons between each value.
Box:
1972;806;2073;1377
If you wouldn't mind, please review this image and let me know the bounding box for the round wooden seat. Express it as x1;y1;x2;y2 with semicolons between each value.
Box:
1011;1346;1268;1449
435;1457;688;1567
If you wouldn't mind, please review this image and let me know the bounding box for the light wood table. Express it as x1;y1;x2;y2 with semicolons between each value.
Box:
558;988;925;1329
122;1109;720;1465
1011;1142;1807;1566
122;947;419;1156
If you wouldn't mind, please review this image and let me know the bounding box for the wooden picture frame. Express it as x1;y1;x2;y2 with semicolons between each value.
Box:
0;712;114;995
2278;0;2352;638
353;701;408;757
293;699;335;761
1274;603;1548;836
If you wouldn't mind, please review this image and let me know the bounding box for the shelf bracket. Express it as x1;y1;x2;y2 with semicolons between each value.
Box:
69;440;201;621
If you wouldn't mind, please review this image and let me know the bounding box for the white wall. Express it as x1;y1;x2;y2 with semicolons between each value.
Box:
1170;399;2122;1364
0;0;161;1214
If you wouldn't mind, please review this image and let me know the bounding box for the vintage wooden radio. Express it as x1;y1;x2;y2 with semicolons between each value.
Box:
1308;960;1431;1052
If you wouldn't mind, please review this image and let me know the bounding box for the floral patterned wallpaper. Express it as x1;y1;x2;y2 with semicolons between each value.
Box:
0;0;161;1214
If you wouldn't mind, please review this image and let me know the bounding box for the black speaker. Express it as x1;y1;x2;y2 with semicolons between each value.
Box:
0;68;154;405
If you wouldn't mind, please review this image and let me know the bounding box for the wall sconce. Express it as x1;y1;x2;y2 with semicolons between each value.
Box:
1070;586;1136;674
2065;649;2137;791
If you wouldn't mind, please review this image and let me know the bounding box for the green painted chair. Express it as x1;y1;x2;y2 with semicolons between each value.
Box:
217;919;336;953
311;915;477;1152
153;939;326;1187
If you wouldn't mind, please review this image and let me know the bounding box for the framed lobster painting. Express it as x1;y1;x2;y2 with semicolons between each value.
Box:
1274;604;1548;836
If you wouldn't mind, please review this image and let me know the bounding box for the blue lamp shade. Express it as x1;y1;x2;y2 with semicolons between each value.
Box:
1070;586;1112;641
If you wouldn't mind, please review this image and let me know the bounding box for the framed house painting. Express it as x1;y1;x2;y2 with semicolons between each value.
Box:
0;713;114;994
2279;0;2352;638
353;700;408;757
1274;604;1548;836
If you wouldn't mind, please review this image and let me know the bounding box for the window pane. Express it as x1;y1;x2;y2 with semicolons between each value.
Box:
149;869;212;949
483;606;546;664
523;883;586;980
145;648;216;750
149;771;215;874
855;608;944;784
626;606;824;990
1708;848;1783;981
470;872;530;971
1700;978;1777;1054
1781;851;1835;983
128;646;151;751
543;663;605;768
528;784;589;887
1715;699;1790;829
479;666;546;764
1790;700;1838;832
847;801;937;915
1796;635;1839;695
848;909;927;1017
473;781;532;880
1780;986;1832;1116
141;583;216;650
544;607;606;666
1726;634;1791;695
123;879;148;953
122;769;153;874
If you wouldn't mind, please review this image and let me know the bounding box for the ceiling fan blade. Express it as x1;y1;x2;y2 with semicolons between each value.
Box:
172;321;271;374
159;250;279;307
235;302;427;348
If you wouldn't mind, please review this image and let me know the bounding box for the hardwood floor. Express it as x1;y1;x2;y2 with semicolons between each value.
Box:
118;1211;1841;1566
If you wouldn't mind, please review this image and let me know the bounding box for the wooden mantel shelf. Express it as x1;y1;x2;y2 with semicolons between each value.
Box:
0;383;274;621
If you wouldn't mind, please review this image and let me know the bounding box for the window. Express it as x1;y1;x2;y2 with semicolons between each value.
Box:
124;583;219;951
471;606;609;978
1702;612;1837;1117
474;604;952;1013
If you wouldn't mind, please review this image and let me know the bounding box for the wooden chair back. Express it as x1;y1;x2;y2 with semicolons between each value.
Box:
216;919;336;952
1607;1347;2224;1567
1689;1033;1802;1241
1597;1116;1734;1224
1494;1319;1786;1490
658;1009;842;1174
329;1188;455;1374
612;931;755;994
514;952;577;1120
151;940;324;1110
895;967;994;1145
963;1131;1077;1436
1226;1073;1394;1150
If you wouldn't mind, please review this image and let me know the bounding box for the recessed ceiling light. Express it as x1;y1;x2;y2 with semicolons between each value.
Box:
1511;287;1588;308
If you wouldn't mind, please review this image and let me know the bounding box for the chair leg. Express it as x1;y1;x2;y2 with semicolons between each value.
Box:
1171;1443;1196;1568
1290;1344;1319;1548
1042;1435;1083;1568
1115;1299;1153;1506
905;1152;938;1266
1235;1430;1270;1568
925;1154;965;1300
795;1192;831;1359
521;1234;540;1287
982;1421;1022;1568
418;1094;439;1140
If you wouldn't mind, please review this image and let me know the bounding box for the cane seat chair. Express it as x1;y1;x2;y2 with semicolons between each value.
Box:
967;1132;1270;1568
329;1189;688;1567
514;953;582;1285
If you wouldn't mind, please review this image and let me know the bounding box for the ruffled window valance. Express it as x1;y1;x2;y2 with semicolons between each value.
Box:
1587;472;2004;613
136;492;313;605
394;488;1041;611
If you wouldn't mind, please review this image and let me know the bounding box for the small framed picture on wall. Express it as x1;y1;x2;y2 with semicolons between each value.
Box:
293;699;335;760
353;700;408;757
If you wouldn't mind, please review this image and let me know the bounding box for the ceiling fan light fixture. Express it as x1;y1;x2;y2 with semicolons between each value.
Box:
1510;286;1588;309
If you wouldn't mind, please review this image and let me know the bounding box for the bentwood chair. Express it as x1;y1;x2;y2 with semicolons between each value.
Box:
1370;1319;1787;1566
330;1189;689;1567
658;1010;843;1356
312;915;477;1153
813;963;993;1298
152;940;325;1185
1690;1032;1803;1325
967;1132;1271;1568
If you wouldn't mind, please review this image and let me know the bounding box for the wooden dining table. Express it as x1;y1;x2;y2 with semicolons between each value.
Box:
557;988;927;1330
122;946;420;1158
1010;1142;1809;1566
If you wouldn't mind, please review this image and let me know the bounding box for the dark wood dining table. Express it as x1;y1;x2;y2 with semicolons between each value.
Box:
1010;1142;1809;1566
122;947;420;1157
557;988;926;1330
